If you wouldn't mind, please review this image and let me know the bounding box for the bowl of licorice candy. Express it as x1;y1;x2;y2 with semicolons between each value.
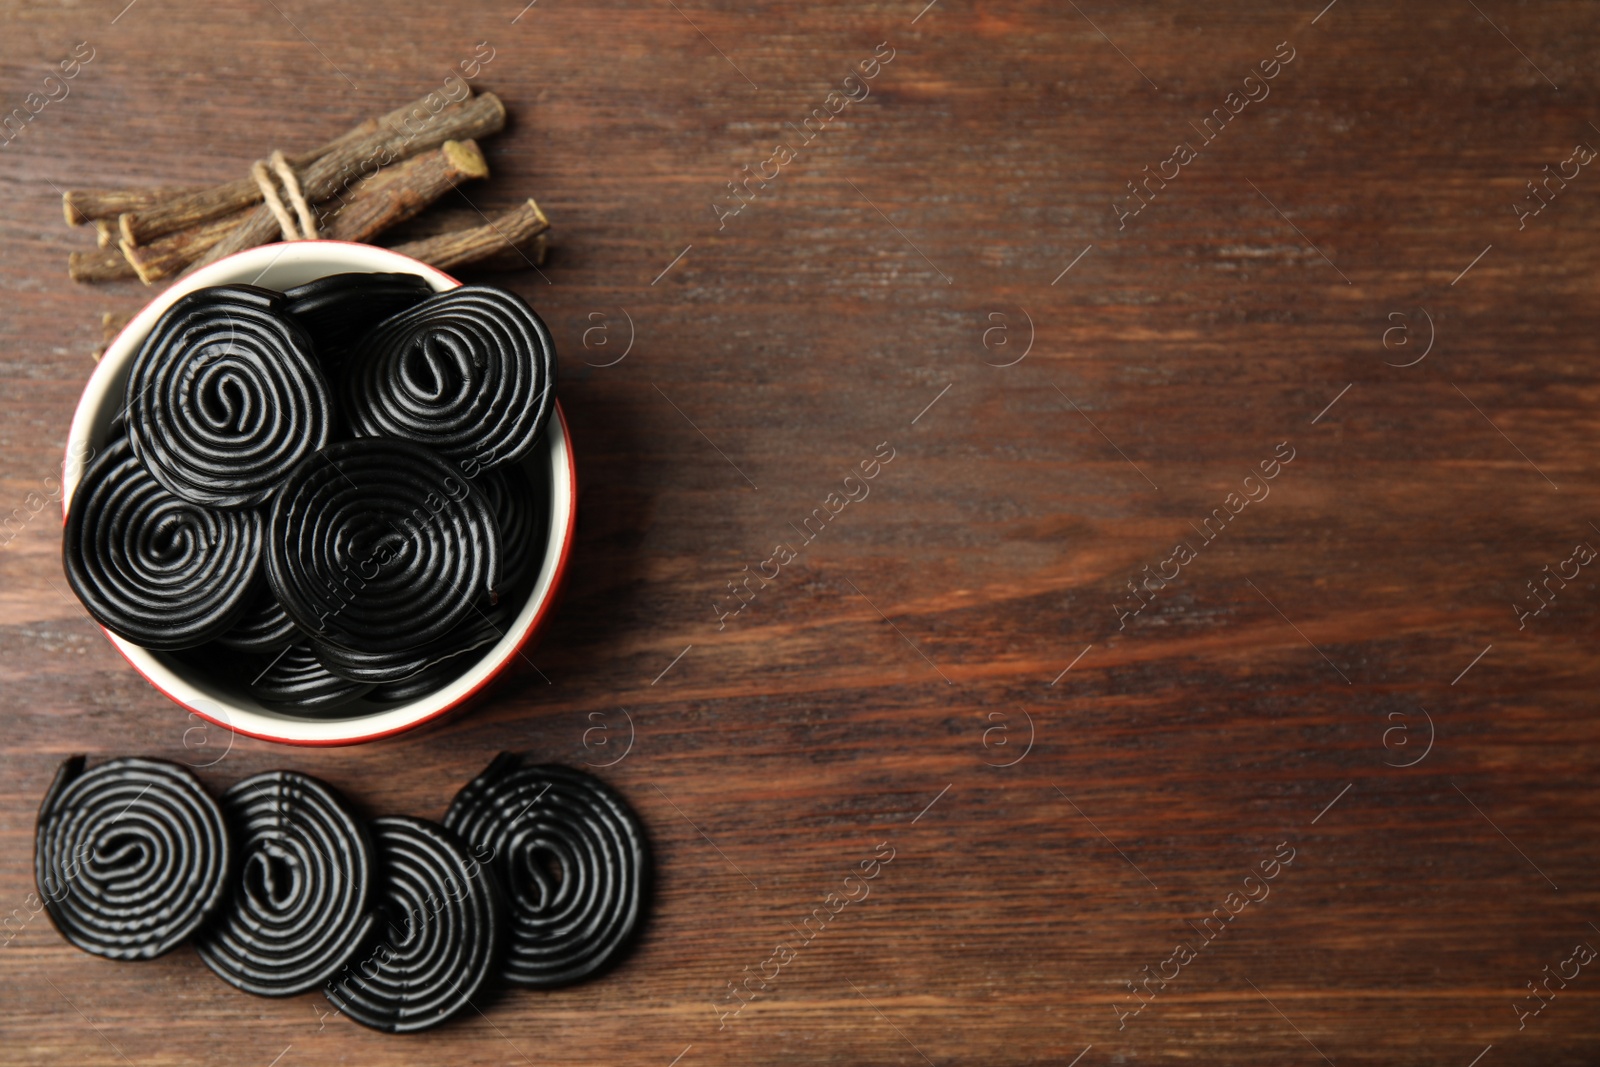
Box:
61;241;575;745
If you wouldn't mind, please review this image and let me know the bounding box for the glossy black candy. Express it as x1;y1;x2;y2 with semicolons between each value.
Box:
248;643;374;711
312;599;515;685
444;755;650;987
476;462;545;597
215;582;298;653
126;284;332;508
341;286;556;473
281;272;434;370
324;816;504;1033
197;771;376;996
63;439;263;650
267;438;501;656
34;756;231;960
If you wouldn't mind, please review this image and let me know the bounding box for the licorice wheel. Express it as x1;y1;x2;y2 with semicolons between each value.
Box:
340;286;556;473
126;284;332;509
444;755;650;988
475;462;545;597
366;655;472;704
34;756;230;960
196;771;376;996
324;816;504;1033
281;272;435;370
267;438;500;656
311;599;515;685
248;643;374;712
215;582;298;654
63;439;264;650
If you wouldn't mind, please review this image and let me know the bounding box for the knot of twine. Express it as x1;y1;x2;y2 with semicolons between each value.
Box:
251;150;318;241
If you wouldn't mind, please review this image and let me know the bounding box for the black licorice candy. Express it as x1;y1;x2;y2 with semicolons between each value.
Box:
63;439;263;650
34;756;231;960
281;272;435;367
267;438;501;656
247;643;374;711
215;582;298;654
340;286;556;473
324;816;504;1033
197;771;376;996
444;755;650;987
126;284;332;509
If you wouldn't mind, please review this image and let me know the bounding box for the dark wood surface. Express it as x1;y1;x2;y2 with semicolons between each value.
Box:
3;1;1599;1064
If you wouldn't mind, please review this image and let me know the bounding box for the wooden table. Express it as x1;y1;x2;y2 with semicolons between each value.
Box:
3;1;1598;1063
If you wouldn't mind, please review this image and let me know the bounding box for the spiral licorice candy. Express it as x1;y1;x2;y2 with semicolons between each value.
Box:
197;771;376;996
444;755;649;987
282;272;434;370
247;642;374;711
267;438;500;656
341;286;556;472
324;816;504;1033
63;439;263;650
34;756;230;960
366;656;472;704
476;462;544;597
216;582;298;653
126;284;332;508
312;598;514;685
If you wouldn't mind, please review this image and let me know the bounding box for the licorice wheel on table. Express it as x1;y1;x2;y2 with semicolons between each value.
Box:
125;284;332;508
266;437;501;656
340;285;557;472
34;756;230;960
63;439;264;650
196;771;376;996
444;754;650;987
323;816;504;1033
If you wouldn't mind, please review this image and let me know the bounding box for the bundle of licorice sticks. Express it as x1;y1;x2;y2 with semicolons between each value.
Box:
62;87;549;286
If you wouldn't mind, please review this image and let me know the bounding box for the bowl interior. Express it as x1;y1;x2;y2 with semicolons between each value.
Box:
63;241;573;745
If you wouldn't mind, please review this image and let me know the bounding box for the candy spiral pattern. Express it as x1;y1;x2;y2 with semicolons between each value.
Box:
248;643;374;711
267;438;500;655
324;816;504;1033
63;439;263;650
216;582;298;653
312;599;513;685
196;771;376;996
367;656;472;704
477;462;545;597
126;284;332;508
282;272;434;370
34;756;230;960
444;755;649;987
341;286;556;472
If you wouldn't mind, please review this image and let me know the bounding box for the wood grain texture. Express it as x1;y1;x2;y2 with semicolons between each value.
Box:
2;1;1599;1065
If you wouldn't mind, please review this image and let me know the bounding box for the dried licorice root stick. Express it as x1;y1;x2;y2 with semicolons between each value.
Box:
62;185;203;227
389;197;549;272
119;208;252;284
443;755;651;987
68;246;136;283
188;92;507;272
321;140;488;243
114;107;390;246
196;771;377;996
324;816;504;1033
34;756;231;959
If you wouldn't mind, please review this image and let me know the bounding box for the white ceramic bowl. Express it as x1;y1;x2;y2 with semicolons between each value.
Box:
62;242;575;745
